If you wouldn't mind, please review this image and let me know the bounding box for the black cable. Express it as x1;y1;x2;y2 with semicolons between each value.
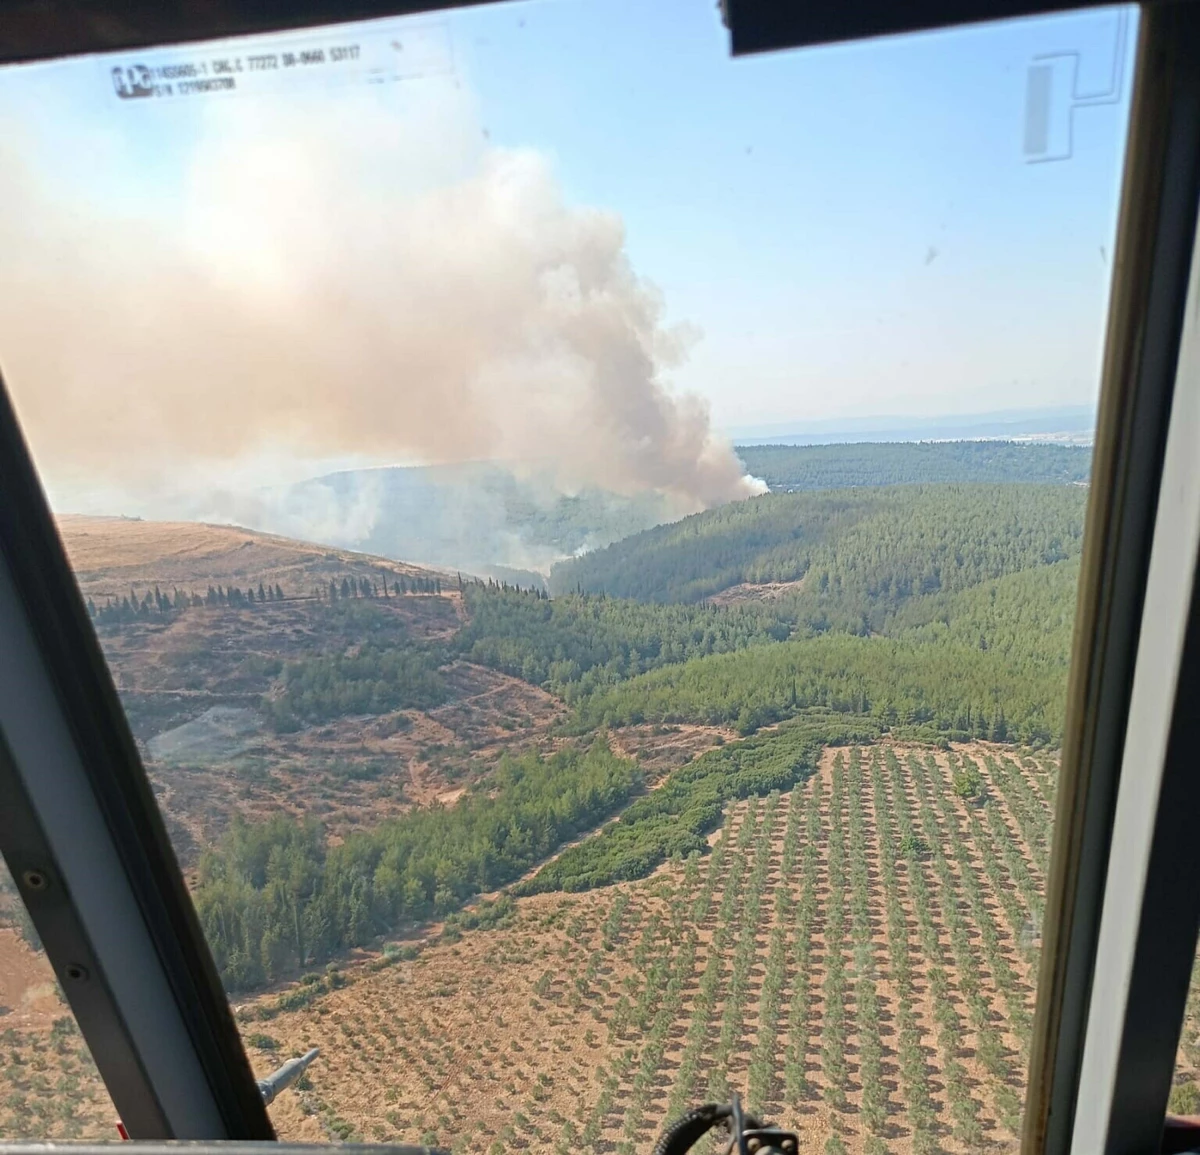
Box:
651;1101;772;1155
650;1103;732;1155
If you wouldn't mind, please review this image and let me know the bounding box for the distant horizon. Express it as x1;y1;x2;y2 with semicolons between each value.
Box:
51;432;1094;537
724;402;1096;447
48;411;1097;524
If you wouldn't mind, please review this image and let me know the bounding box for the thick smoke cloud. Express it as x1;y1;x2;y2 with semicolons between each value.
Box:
0;85;759;517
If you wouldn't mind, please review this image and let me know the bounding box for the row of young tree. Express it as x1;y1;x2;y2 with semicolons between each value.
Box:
88;567;456;627
666;830;735;1116
194;739;639;989
325;572;446;601
707;794;777;1105
88;582;287;623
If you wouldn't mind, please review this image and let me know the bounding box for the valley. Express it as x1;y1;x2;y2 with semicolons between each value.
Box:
6;443;1174;1152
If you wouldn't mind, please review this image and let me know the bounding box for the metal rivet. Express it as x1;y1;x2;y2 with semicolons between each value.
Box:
22;869;48;891
64;963;89;982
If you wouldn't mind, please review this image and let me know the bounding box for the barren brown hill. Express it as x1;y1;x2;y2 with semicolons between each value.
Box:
50;515;572;862
57;514;449;602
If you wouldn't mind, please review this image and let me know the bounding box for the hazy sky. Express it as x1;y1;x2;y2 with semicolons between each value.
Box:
454;0;1134;429
0;0;1134;511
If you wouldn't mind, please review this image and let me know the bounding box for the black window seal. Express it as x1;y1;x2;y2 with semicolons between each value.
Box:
0;0;1173;67
723;0;1112;55
1024;6;1200;1153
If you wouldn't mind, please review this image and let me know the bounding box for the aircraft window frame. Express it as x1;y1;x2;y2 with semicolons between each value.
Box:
0;1;1198;1152
1022;6;1200;1153
1068;193;1200;1155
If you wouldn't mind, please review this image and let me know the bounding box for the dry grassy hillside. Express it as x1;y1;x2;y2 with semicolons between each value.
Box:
52;516;571;861
86;596;518;862
57;514;444;602
49;516;731;865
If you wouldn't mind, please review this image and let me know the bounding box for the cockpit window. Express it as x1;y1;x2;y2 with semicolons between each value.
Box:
0;1;1134;1147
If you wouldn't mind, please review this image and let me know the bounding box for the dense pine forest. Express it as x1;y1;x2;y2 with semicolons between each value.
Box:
196;741;638;988
572;631;1063;742
455;586;793;695
548;484;1086;611
123;462;1090;990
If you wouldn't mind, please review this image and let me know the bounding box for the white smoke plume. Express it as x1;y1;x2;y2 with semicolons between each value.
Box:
0;81;760;519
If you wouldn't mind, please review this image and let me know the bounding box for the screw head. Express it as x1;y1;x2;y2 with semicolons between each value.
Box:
22;869;48;891
64;963;89;983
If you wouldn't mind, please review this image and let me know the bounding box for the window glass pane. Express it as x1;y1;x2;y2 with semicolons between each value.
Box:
0;862;119;1138
0;2;1133;1149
